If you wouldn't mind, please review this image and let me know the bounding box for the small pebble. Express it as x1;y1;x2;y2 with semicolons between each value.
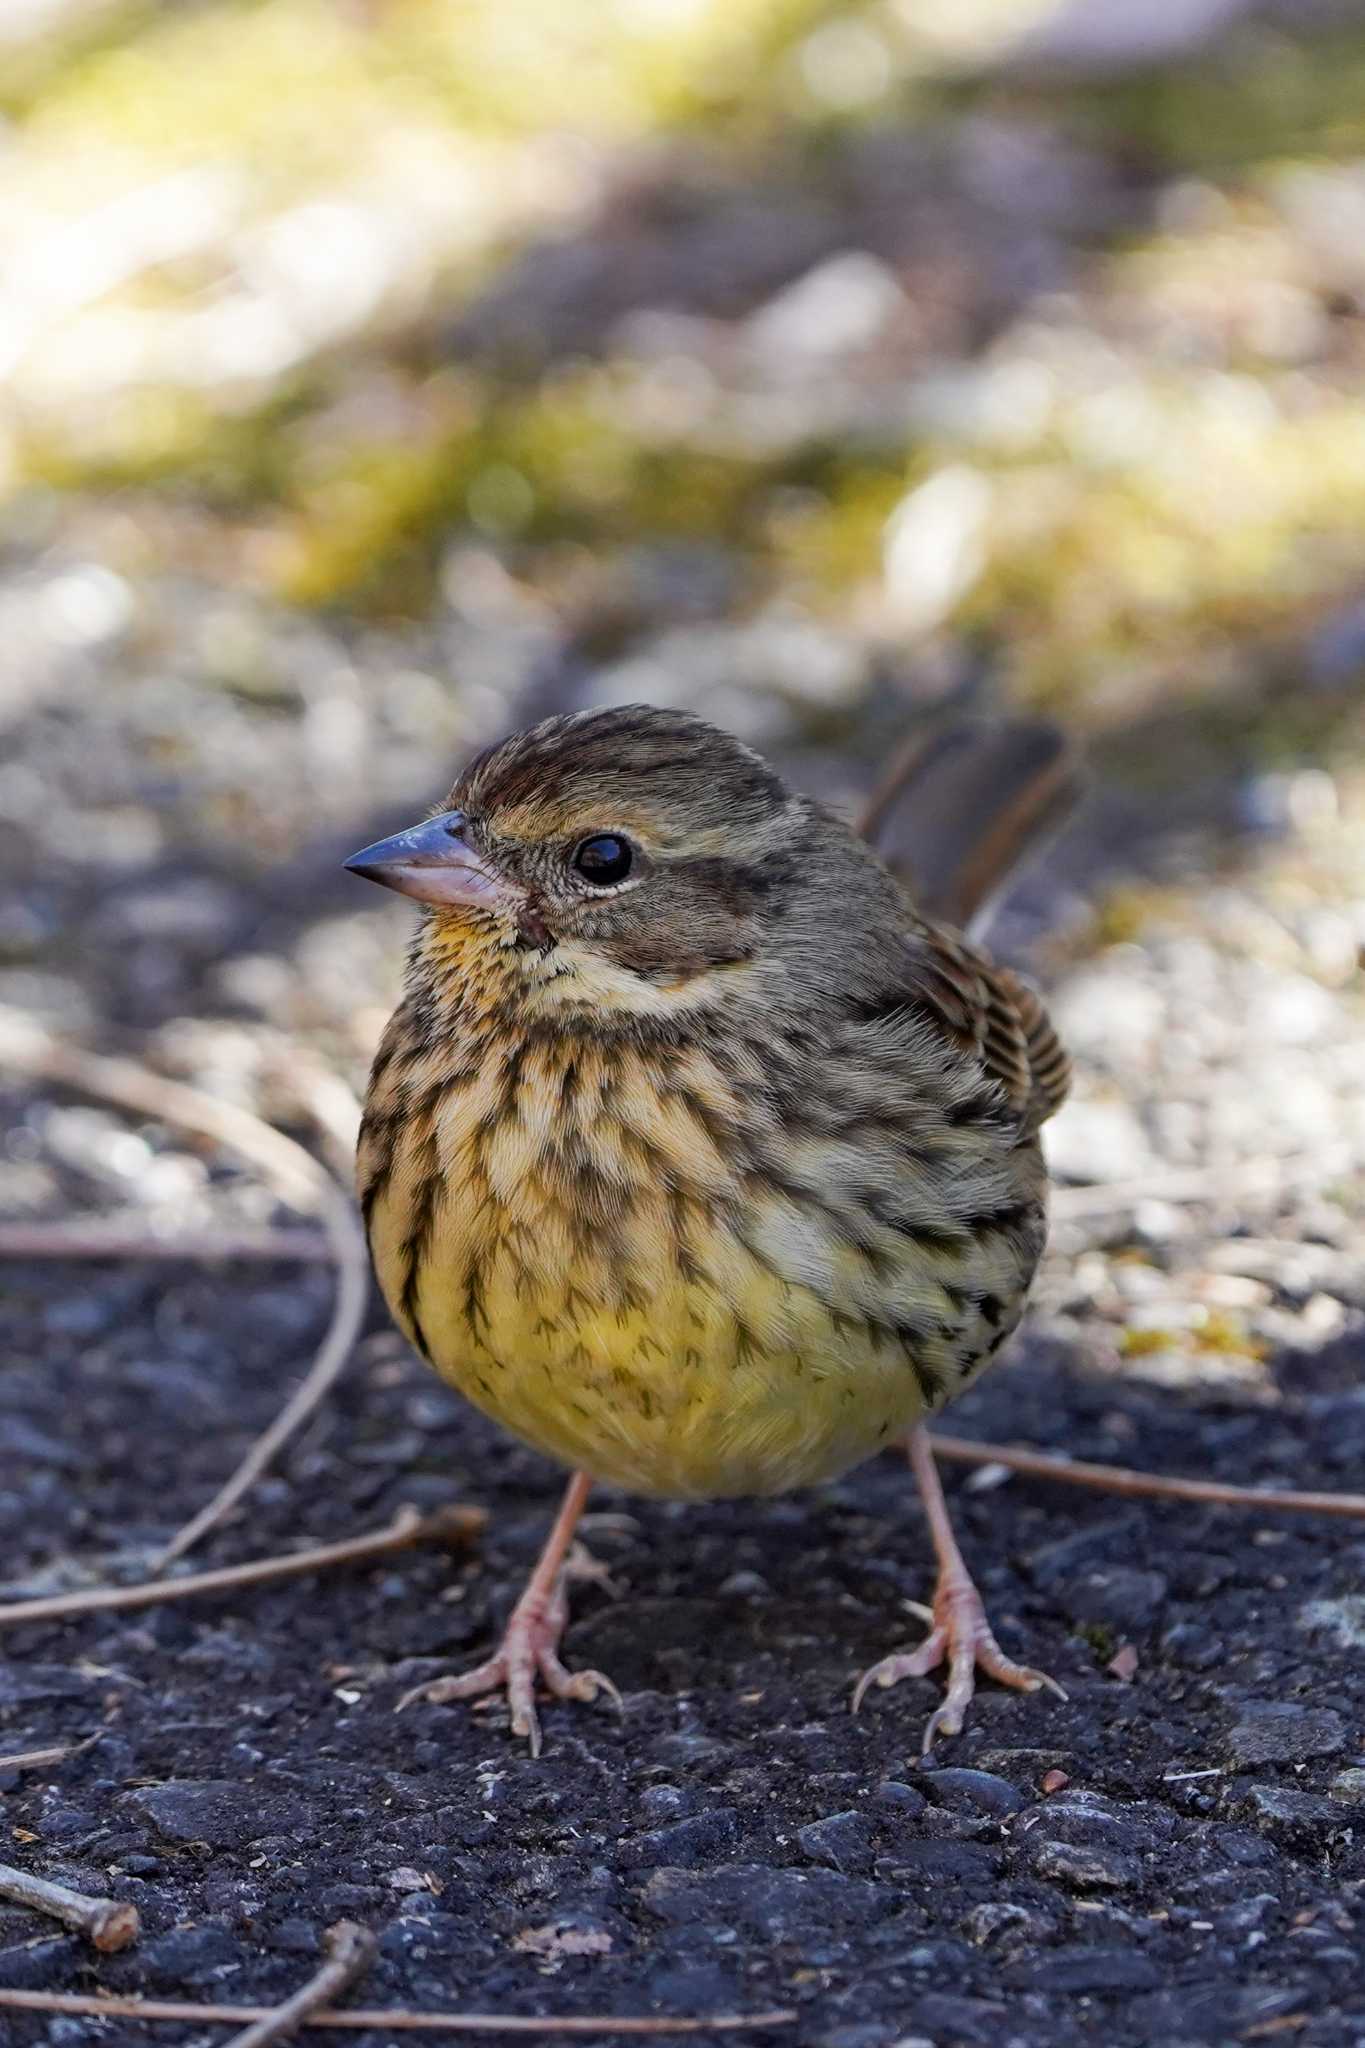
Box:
1234;1785;1352;1843
1025;1838;1142;1891
796;1811;876;1875
641;1865;897;1942
1225;1702;1345;1768
1328;1768;1365;1805
618;1808;742;1869
915;1768;1025;1817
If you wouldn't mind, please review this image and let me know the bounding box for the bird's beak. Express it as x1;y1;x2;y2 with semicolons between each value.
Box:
343;810;513;911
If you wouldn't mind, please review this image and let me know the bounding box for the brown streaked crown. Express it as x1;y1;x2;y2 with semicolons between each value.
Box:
453;705;791;849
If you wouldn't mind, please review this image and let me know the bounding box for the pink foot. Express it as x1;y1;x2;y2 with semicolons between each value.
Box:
853;1567;1065;1755
397;1559;621;1758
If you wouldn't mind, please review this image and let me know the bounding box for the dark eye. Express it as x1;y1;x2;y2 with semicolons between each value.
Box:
572;833;633;886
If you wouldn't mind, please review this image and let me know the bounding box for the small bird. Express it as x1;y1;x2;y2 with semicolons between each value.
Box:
346;705;1078;1754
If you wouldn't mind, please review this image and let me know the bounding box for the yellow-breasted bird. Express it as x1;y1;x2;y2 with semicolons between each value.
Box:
346;706;1080;1754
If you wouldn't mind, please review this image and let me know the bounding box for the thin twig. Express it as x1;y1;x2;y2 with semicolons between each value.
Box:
929;1432;1365;1520
0;1222;332;1264
0;1504;484;1630
225;1921;377;2048
271;1053;364;1182
0;1990;796;2033
0;1006;369;1572
0;1862;139;1952
0;1737;94;1773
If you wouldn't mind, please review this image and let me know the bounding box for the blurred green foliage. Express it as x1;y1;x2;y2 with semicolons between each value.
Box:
6;0;1365;744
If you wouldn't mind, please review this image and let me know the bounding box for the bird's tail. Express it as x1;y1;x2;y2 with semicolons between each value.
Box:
857;718;1084;938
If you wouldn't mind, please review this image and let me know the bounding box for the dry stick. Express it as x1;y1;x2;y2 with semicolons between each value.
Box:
0;1222;332;1264
0;1990;795;2033
0;1504;484;1630
225;1921;377;2048
0;1738;93;1773
0;1862;139;1953
0;1007;369;1572
275;1053;364;1182
929;1432;1365;1521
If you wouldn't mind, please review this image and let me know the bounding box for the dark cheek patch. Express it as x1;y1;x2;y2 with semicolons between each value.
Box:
685;853;798;911
496;849;793;981
588;855;793;981
601;918;756;981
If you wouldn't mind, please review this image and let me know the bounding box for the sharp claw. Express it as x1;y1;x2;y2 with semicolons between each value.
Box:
507;1673;537;1741
855;1575;1062;1747
596;1672;625;1715
852;1632;941;1715
396;1594;621;1755
973;1639;1068;1702
510;1696;544;1756
921;1704;959;1755
397;1672;474;1712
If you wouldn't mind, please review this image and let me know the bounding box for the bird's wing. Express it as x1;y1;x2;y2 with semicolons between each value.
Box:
850;715;1075;1133
869;918;1071;1137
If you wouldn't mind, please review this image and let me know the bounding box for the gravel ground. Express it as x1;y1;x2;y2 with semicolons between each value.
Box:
2;663;1364;2046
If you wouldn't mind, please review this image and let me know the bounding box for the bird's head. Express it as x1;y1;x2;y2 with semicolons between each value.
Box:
345;706;885;1015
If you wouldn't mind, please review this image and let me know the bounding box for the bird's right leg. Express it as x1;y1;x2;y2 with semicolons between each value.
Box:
853;1426;1065;1752
398;1469;620;1757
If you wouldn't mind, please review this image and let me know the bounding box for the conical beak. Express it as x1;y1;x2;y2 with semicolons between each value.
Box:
344;810;513;911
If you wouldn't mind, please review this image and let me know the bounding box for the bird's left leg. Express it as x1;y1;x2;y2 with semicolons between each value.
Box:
853;1424;1065;1753
398;1470;620;1757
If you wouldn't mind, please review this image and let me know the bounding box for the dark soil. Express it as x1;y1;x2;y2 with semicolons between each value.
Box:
3;1242;1363;2048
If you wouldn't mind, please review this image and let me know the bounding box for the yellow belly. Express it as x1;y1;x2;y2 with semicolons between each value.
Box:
389;1244;929;1499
